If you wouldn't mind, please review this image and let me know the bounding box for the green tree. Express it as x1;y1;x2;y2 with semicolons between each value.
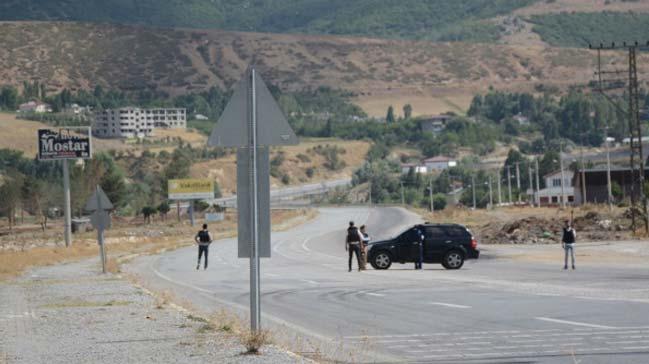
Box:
386;106;395;124
157;202;170;220
0;175;22;228
141;206;156;224
403;104;413;119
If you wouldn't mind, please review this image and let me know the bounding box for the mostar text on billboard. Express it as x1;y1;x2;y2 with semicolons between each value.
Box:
38;128;92;160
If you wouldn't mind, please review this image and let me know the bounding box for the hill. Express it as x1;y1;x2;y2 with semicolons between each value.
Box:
3;21;646;117
2;0;649;47
0;0;534;42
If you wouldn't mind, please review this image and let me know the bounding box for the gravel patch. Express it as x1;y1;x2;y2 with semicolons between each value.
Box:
0;259;310;364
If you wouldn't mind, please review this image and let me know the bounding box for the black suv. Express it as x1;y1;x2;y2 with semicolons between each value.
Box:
368;223;479;270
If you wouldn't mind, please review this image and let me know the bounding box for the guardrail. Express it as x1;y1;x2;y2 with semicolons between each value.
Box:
208;178;352;208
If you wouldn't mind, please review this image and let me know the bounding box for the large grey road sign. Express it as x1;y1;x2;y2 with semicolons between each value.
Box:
208;67;298;332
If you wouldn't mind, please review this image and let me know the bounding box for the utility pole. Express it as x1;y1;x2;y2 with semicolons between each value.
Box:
507;166;512;204
605;134;613;211
497;169;502;206
515;162;521;204
528;164;534;206
488;175;493;209
400;181;405;205
535;158;541;208
560;142;566;208
579;141;587;205
368;181;372;206
471;175;476;210
590;41;649;232
429;178;434;213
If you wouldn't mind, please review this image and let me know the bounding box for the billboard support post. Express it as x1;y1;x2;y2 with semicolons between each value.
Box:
62;159;72;247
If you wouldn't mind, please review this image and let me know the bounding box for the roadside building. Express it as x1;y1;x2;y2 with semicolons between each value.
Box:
400;163;427;174
418;115;453;133
18;101;52;113
528;170;575;206
423;156;457;172
573;166;649;205
93;107;186;138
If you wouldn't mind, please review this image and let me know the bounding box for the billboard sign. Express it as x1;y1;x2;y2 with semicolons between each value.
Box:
205;212;225;222
168;179;214;200
38;128;92;160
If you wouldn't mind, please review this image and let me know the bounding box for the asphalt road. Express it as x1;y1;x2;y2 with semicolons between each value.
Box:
127;207;649;363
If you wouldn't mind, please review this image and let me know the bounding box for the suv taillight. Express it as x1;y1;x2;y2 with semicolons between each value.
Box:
471;237;478;249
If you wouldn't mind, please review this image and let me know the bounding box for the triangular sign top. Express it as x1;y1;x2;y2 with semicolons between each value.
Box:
84;185;114;212
208;68;298;147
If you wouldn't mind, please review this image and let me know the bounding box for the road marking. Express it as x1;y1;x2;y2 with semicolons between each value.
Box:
365;292;384;297
428;302;471;309
535;317;616;329
300;279;318;285
301;237;312;252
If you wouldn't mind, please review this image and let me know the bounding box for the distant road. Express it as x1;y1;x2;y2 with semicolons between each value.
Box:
209;178;351;207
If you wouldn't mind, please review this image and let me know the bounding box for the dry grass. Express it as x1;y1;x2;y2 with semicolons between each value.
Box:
240;329;272;355
2;22;642;120
191;138;370;196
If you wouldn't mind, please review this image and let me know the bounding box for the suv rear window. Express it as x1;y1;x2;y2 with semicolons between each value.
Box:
445;226;470;238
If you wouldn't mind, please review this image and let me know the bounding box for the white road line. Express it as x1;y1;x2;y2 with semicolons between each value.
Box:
622;346;649;350
428;302;471;309
300;279;318;285
365;292;384;297
301;237;312;252
607;340;649;345
535;317;616;329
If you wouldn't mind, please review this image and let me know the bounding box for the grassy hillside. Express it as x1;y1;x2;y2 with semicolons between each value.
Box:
0;0;535;42
530;12;649;47
4;21;644;117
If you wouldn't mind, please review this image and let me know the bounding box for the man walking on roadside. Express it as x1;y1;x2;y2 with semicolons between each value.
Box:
195;223;213;270
562;220;576;270
346;221;364;272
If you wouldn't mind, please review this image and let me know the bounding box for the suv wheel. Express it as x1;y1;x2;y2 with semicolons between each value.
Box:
371;251;392;270
442;250;464;270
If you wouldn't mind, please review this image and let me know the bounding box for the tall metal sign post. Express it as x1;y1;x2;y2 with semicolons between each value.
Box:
84;185;113;273
208;67;298;331
37;127;92;247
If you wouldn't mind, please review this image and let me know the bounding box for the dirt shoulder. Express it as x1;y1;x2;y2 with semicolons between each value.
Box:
0;258;308;364
0;208;318;363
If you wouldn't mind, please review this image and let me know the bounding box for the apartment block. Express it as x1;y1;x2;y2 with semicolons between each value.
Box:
93;107;186;138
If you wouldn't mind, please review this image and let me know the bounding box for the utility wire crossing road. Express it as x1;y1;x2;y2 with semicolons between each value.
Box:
127;207;649;363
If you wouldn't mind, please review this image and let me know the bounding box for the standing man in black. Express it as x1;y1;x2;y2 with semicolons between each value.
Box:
195;224;213;270
414;226;424;270
345;221;364;272
562;220;576;270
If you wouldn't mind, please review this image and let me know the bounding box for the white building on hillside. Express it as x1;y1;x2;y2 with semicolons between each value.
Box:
528;169;575;206
19;101;52;113
423;156;457;172
93;107;186;138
